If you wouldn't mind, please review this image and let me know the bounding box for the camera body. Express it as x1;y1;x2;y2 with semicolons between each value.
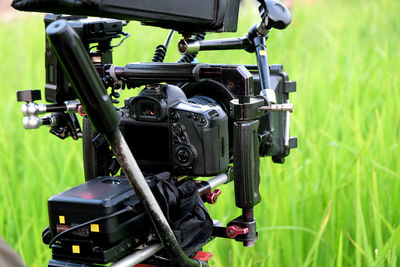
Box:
119;83;229;176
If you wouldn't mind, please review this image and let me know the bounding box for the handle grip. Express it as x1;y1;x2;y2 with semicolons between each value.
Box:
46;19;119;135
233;120;261;209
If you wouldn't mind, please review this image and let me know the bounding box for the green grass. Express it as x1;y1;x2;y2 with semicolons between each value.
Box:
1;0;400;266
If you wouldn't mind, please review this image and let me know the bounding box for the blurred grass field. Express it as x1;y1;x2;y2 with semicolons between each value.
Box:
1;0;400;266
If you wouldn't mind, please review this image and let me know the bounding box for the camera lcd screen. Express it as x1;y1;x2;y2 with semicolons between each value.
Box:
124;124;170;163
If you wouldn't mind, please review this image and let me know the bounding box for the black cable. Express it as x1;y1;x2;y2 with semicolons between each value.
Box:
152;44;167;62
152;30;175;63
111;32;131;48
48;206;133;248
89;31;131;51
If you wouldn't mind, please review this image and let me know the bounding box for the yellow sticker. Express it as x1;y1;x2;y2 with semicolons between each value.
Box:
59;216;65;224
72;245;80;254
259;50;267;56
90;224;100;232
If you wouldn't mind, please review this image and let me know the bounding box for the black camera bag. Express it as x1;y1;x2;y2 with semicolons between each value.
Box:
151;172;214;256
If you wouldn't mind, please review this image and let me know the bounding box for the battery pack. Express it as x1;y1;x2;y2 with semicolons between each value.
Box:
47;176;150;264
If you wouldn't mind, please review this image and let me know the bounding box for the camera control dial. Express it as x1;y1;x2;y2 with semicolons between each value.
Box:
169;111;180;123
173;125;185;136
175;146;194;166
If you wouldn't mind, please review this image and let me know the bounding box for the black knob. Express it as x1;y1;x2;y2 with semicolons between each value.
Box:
173;125;184;136
266;0;291;29
176;146;193;166
177;149;189;163
17;90;41;102
170;112;180;123
258;0;292;30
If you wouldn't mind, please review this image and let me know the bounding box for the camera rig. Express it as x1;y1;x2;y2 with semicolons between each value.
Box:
13;0;297;266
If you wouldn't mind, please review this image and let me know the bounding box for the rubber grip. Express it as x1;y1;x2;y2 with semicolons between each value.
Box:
233;120;261;209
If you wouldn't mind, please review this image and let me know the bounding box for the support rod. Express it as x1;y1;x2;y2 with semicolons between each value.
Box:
111;243;163;267
178;37;251;55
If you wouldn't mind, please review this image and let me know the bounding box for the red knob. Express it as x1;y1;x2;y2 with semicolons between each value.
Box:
226;225;248;238
78;105;86;116
194;251;214;262
206;189;221;204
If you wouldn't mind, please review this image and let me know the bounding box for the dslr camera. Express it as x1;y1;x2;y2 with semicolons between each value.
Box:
12;0;297;266
120;83;229;176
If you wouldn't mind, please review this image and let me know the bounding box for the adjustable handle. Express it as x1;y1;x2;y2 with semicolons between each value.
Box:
226;225;249;239
204;189;222;204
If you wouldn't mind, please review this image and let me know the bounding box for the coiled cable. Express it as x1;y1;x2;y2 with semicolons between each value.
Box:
152;30;175;62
